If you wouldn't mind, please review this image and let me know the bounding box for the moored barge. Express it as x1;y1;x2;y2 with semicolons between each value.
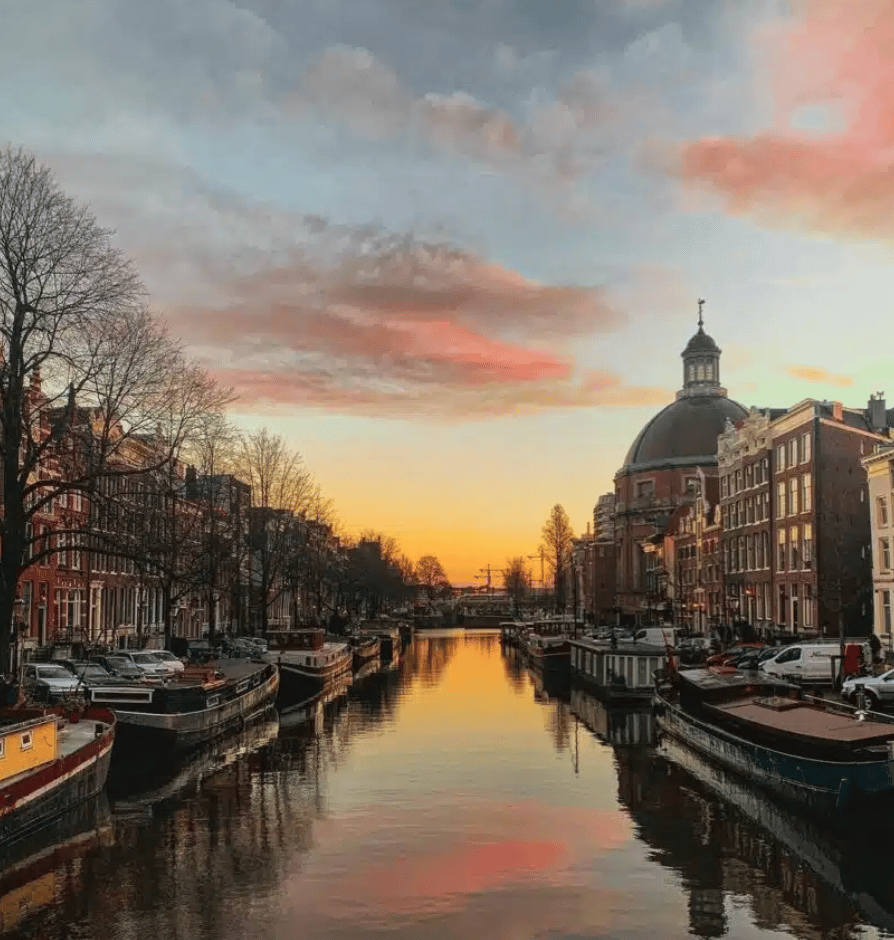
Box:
95;660;278;757
654;666;894;811
264;629;352;702
0;705;116;847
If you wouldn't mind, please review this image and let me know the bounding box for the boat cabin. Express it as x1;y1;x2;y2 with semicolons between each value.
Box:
570;638;671;702
0;712;58;785
267;629;325;651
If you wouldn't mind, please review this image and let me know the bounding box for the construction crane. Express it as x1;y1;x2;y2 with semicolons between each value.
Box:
474;564;510;594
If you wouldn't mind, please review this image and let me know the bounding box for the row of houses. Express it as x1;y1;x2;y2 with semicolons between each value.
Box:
7;369;344;662
571;394;894;645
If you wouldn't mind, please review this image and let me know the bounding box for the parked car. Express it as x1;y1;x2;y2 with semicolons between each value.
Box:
58;661;130;686
90;654;148;681
150;650;186;673
707;642;765;668
678;637;711;665
109;650;174;680
20;662;83;701
841;669;894;709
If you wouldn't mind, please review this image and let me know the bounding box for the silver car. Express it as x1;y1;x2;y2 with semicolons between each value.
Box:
842;669;894;709
117;650;176;680
21;662;83;701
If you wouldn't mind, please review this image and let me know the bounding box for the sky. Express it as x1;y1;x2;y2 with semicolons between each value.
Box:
4;0;894;585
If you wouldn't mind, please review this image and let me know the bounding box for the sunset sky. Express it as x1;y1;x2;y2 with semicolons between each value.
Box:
4;0;894;583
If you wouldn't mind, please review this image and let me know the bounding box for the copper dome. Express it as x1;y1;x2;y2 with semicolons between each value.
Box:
622;394;748;472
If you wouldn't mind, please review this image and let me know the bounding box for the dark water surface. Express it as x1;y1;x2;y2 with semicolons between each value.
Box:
3;630;893;939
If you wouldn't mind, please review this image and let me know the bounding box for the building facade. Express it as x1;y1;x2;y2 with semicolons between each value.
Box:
862;439;894;652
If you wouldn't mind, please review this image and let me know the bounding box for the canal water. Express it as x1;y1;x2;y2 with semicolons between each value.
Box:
3;630;894;939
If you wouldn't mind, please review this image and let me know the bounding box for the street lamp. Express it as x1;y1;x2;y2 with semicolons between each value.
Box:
12;596;25;673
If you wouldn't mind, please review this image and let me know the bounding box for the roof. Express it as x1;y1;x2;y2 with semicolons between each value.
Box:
682;327;720;356
621;394;749;473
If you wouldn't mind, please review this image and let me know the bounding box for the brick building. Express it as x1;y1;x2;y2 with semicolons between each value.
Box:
718;396;893;639
613;308;747;622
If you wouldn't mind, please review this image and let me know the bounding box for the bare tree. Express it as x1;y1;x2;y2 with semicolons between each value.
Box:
236;428;316;634
415;555;450;605
0;147;228;670
502;556;532;616
540;504;576;613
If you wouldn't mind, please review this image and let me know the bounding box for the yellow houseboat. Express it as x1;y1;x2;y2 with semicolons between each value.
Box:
0;706;116;849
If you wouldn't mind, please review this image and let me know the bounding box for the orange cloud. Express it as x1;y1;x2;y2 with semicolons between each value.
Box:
675;0;894;240
285;46;622;184
787;364;852;387
172;226;671;420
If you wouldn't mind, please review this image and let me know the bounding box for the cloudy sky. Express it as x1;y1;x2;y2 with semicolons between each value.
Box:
4;0;893;582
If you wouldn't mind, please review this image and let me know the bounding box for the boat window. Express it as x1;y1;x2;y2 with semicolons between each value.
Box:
306;656;312;666
236;680;249;694
207;695;221;708
0;739;5;759
20;731;33;751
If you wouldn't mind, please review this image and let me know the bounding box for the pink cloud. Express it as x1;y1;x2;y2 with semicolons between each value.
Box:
787;364;853;387
170;228;671;420
675;0;894;240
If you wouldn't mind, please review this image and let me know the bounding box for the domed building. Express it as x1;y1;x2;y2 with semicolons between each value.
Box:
613;306;748;620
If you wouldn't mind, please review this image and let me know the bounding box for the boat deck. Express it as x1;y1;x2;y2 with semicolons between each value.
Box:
711;697;894;747
58;718;107;759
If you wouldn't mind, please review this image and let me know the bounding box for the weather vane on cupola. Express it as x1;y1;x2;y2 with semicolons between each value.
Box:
697;298;706;330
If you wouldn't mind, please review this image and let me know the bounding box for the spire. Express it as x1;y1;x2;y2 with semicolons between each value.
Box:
697;298;705;330
678;299;724;399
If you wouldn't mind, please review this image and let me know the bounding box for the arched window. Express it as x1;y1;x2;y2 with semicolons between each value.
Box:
706;361;714;380
696;363;705;380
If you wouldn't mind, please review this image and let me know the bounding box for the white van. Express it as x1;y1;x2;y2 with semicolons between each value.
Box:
632;627;680;648
760;641;869;685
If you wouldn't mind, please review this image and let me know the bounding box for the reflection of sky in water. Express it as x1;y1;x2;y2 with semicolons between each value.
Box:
7;632;890;940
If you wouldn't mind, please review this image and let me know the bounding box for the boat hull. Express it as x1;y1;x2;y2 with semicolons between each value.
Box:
276;656;353;703
352;637;381;672
654;690;894;812
112;664;279;757
0;708;116;848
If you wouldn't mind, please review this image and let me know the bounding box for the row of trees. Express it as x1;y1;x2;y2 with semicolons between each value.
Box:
0;147;451;669
500;504;576;614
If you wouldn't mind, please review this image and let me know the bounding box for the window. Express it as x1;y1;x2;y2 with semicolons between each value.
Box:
881;538;892;572
789;477;799;516
747;534;756;570
803;523;813;568
801;432;811;464
776;444;786;473
20;731;33;751
763;531;770;569
721;476;728;498
777;481;786;518
735;470;742;493
635;480;655;499
790;525;800;570
879;497;889;528
802;474;812;513
883;590;892;634
788;439;797;468
0;739;4;759
804;584;813;627
776;646;801;664
777;529;787;571
738;536;746;570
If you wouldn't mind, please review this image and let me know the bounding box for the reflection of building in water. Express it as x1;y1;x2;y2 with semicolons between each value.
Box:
610;739;876;940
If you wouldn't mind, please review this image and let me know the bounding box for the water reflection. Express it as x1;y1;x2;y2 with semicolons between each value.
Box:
6;632;894;940
567;682;894;939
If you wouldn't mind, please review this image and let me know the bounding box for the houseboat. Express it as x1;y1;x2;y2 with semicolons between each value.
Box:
570;637;670;703
0;705;116;847
264;628;352;702
527;634;571;679
357;622;402;666
570;686;655;748
93;659;279;757
348;632;381;672
654;666;894;812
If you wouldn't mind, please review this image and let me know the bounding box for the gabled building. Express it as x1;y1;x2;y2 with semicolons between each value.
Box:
862;434;894;653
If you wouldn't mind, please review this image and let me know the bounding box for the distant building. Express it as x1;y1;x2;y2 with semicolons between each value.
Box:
593;493;615;541
613;306;747;622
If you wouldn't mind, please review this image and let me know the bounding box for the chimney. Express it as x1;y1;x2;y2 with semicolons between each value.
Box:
868;392;887;431
29;365;42;397
832;401;843;422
